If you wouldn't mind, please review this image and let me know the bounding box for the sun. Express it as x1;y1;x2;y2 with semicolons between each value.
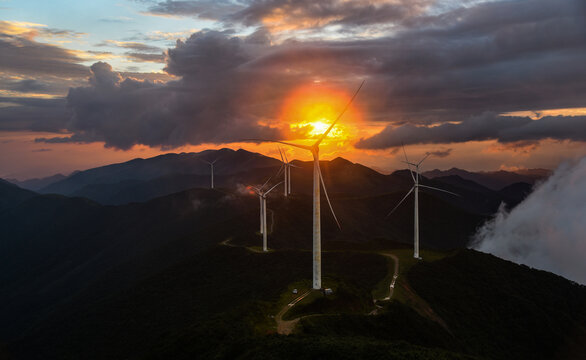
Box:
307;120;330;136
281;84;361;142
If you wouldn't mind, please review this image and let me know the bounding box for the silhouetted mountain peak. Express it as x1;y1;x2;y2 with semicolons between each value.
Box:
423;167;550;190
0;178;37;211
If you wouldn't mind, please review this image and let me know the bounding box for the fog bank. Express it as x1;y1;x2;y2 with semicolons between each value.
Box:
472;156;586;284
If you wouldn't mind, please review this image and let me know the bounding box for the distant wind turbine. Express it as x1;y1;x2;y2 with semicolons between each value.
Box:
203;159;218;189
251;180;283;252
387;144;459;260
248;81;364;289
277;147;300;197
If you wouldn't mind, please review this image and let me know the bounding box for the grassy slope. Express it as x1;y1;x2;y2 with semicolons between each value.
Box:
407;250;586;360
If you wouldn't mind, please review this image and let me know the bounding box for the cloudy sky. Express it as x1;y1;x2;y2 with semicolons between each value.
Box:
1;0;585;179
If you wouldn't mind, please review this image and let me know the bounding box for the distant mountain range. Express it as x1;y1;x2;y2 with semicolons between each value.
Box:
6;174;67;191
423;167;551;191
5;149;545;212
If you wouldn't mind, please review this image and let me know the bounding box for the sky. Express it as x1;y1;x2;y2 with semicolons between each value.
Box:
1;0;586;179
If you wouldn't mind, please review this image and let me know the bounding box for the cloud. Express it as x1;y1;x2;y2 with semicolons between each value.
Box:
4;79;49;93
0;97;69;132
0;20;85;40
7;0;586;153
145;0;247;20
355;113;586;149
144;1;432;33
0;32;88;78
41;32;286;149
97;40;162;53
472;156;586;284
98;16;134;23
125;52;165;63
229;0;433;31
426;148;452;158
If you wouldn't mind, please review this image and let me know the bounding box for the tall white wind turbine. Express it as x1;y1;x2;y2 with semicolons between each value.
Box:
387;145;458;260
250;81;364;289
251;181;283;252
204;159;218;189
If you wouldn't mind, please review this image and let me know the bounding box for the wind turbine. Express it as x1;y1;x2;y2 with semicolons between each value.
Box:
277;147;300;197
251;181;283;252
203;158;218;189
249;81;364;289
387;145;458;260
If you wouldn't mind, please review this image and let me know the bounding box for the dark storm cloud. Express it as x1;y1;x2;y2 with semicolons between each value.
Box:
40;32;285;149
355;113;586;149
0;97;69;132
0;34;88;78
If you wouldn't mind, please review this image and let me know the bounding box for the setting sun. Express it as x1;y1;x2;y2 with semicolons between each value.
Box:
280;84;361;143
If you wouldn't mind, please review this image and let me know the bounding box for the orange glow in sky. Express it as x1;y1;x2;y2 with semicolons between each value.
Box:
281;83;362;144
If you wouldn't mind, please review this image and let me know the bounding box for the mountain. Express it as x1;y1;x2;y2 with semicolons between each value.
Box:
0;186;256;340
423;167;551;190
41;155;415;206
6;174;67;191
39;148;281;196
0;179;36;212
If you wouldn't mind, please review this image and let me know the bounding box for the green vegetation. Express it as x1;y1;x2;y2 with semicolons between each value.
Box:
407;249;586;359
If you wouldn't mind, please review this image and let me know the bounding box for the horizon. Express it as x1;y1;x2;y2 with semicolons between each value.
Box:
3;147;555;181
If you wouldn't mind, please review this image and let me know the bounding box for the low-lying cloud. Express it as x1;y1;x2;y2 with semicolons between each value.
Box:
472;156;586;284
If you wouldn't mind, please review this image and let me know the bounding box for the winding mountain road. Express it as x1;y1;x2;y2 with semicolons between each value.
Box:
380;252;399;300
275;290;312;335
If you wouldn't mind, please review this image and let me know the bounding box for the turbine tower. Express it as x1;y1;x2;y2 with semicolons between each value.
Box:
250;81;364;289
278;147;299;197
387;145;458;260
251;181;283;252
204;159;218;189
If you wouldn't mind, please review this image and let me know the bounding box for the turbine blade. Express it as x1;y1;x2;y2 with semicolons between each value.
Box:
402;142;410;163
386;187;415;217
283;150;289;164
419;184;460;197
243;139;313;151
265;181;284;195
417;153;430;166
317;162;341;230
400;160;418;167
315;80;365;146
275;164;285;177
278;146;284;163
402;142;416;183
261;175;273;190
